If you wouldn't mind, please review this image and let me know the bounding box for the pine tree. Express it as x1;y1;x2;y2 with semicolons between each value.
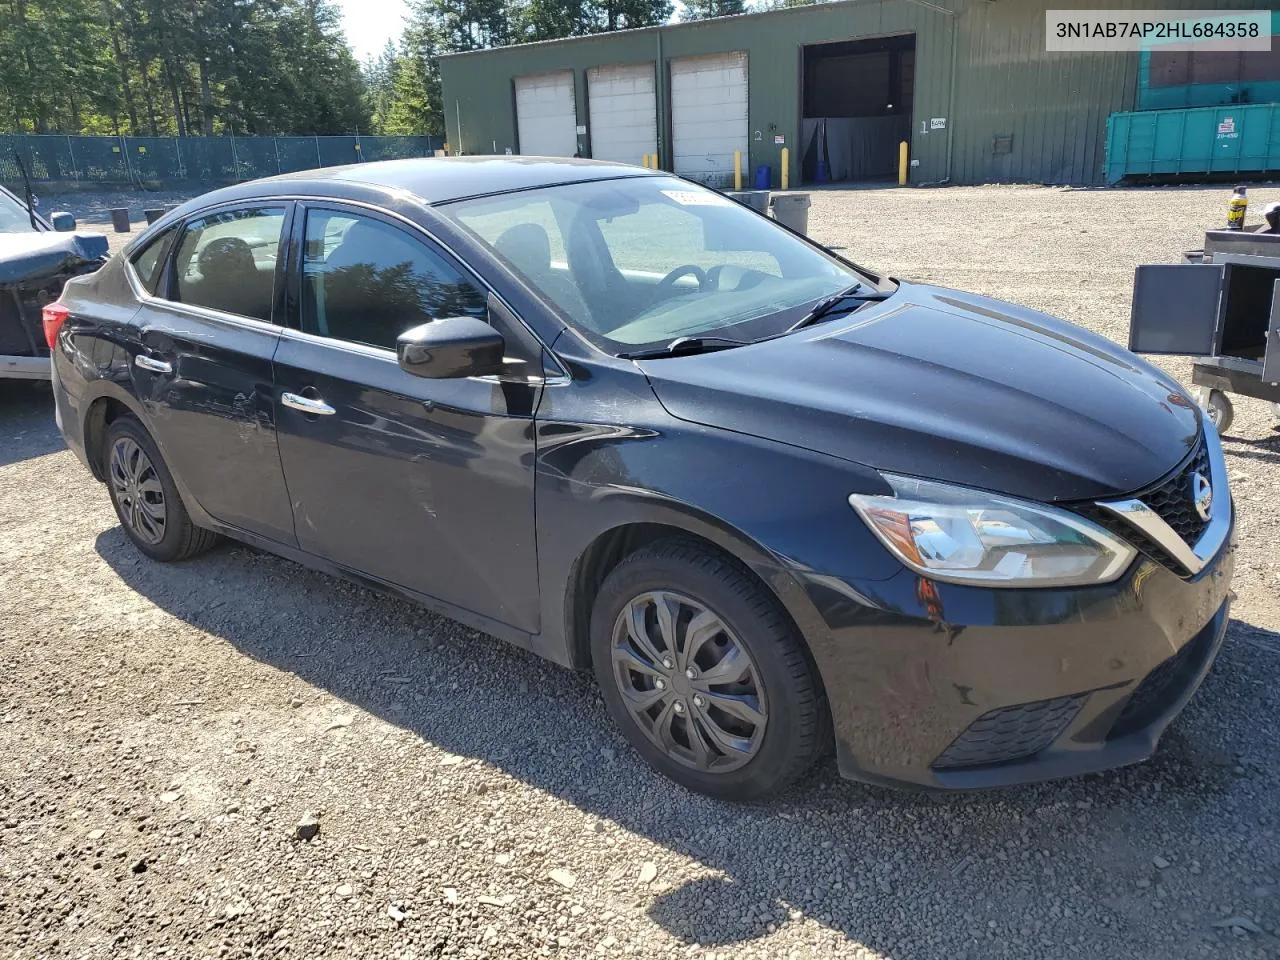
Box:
384;5;444;135
363;40;403;133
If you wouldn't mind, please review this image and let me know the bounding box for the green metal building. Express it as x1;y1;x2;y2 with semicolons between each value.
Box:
439;0;1277;187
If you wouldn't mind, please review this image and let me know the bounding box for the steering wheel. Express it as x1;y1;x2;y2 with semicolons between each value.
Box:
653;264;708;300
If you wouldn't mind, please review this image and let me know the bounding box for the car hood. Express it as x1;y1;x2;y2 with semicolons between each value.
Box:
0;232;109;286
639;283;1201;504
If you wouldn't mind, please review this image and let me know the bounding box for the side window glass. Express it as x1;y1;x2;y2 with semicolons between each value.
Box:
301;210;487;350
130;227;175;294
171;207;285;323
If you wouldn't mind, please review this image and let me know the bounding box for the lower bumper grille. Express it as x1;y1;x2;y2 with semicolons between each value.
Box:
931;694;1087;770
1108;619;1219;740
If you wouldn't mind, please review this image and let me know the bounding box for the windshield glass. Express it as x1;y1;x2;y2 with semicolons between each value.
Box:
443;175;886;353
0;189;40;233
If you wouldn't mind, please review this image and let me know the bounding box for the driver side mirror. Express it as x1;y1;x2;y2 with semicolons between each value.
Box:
50;211;76;232
397;316;506;379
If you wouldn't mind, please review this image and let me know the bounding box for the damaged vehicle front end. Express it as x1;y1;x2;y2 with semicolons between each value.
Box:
0;184;108;380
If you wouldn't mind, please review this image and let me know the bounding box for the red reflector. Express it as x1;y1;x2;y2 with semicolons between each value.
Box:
42;302;70;350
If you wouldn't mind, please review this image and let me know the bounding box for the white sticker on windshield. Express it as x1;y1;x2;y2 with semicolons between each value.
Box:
661;189;732;207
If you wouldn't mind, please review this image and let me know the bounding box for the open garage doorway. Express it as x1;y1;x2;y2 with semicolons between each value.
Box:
800;34;915;184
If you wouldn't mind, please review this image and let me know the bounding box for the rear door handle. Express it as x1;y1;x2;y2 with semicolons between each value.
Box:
134;355;172;374
281;391;336;416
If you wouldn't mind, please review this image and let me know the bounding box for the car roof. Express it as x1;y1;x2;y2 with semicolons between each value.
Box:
187;156;659;210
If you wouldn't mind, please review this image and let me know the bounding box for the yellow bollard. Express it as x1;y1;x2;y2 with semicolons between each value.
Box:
641;154;649;169
780;147;790;190
898;141;908;186
734;150;742;191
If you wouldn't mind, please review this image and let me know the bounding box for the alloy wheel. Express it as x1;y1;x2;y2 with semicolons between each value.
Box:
108;437;167;545
610;590;767;772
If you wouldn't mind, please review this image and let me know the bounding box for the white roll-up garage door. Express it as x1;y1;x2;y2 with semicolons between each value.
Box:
586;63;656;165
670;52;748;187
515;71;578;157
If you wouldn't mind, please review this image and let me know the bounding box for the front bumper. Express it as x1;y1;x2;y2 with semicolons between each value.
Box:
798;523;1235;790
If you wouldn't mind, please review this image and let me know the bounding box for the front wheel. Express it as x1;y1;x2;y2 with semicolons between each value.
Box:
591;540;828;800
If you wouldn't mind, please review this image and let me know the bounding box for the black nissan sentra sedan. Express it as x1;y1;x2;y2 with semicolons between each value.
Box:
48;157;1233;799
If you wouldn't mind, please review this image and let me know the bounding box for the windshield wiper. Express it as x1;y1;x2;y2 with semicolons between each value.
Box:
786;282;887;333
12;151;38;230
618;335;751;360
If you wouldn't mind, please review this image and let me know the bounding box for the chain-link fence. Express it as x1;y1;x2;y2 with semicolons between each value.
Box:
0;134;444;187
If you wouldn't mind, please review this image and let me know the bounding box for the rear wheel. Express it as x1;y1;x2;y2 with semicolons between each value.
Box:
104;416;219;562
591;539;828;800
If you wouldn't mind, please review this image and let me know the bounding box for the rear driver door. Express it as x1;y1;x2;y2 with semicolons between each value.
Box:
132;202;297;545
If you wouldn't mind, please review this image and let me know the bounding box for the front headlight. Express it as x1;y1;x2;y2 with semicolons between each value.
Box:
848;474;1137;588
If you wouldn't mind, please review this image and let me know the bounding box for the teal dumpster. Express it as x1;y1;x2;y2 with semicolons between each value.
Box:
1105;102;1280;183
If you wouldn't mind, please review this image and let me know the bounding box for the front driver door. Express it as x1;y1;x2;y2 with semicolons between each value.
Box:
273;203;544;633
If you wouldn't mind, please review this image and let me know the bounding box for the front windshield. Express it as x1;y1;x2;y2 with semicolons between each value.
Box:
0;189;40;233
443;175;885;353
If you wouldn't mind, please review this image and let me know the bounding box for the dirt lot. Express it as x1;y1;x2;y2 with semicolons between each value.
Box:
3;184;1280;960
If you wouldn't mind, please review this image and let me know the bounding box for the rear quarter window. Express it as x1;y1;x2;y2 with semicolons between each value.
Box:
130;227;176;295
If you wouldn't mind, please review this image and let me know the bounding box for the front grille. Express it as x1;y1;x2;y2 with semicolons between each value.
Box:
1144;443;1211;546
1073;438;1211;576
931;694;1087;770
1108;617;1219;739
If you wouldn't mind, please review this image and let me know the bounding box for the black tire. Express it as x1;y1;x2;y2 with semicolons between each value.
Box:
103;415;220;562
1203;389;1234;435
591;539;829;801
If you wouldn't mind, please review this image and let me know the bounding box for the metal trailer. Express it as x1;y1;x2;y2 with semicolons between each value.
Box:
1130;228;1280;433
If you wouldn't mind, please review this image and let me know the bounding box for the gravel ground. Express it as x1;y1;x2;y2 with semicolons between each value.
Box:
2;184;1280;960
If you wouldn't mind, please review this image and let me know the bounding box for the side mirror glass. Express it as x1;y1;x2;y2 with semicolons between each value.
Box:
397;316;505;379
50;211;76;232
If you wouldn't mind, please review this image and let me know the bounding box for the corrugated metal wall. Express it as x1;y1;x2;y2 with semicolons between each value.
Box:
440;0;960;186
950;0;1274;184
950;0;1141;184
439;0;1278;186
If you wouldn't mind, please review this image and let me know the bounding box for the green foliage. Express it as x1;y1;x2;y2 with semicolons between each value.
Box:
383;7;445;136
680;0;745;21
363;41;402;133
0;0;371;135
0;0;119;134
512;0;671;36
0;0;682;138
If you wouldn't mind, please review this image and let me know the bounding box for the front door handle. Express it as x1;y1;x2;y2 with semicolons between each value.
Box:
134;354;172;374
281;391;336;416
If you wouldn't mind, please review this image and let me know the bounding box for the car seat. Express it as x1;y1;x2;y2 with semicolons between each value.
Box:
494;224;590;324
191;237;273;321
